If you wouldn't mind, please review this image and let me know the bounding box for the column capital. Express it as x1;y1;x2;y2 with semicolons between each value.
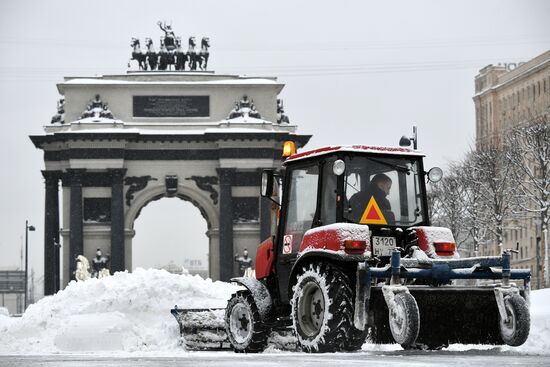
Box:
216;168;235;183
66;169;86;185
41;170;62;186
109;168;127;182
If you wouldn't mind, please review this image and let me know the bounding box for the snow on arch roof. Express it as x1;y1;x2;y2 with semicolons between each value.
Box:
284;145;424;163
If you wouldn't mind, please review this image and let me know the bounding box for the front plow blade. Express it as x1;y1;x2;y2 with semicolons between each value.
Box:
368;286;516;347
171;307;231;350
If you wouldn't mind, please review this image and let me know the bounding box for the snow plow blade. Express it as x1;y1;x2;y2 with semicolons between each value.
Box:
170;307;231;350
368;286;519;346
359;250;531;348
171;306;299;351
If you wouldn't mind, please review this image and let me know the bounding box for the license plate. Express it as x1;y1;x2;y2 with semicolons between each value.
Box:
372;236;396;256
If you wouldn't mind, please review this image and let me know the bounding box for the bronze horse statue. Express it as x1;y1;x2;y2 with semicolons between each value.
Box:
129;24;211;72
158;39;174;70
175;37;188;71
198;37;210;70
187;37;198;70
145;38;158;71
129;38;147;70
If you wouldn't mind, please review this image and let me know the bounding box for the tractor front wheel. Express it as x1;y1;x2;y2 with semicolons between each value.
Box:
388;292;420;348
225;290;270;353
499;294;530;347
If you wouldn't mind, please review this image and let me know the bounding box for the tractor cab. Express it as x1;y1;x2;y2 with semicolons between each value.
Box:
261;144;439;257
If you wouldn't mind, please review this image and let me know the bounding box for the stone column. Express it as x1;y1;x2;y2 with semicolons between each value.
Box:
217;168;235;281
42;170;60;295
67;169;85;280
110;168;127;273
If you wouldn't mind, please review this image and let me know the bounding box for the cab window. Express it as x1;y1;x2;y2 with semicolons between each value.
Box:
282;164;319;254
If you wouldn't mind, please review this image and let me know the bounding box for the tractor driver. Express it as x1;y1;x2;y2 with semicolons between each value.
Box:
348;173;395;225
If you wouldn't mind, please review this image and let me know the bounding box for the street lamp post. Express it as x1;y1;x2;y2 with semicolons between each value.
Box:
25;220;35;310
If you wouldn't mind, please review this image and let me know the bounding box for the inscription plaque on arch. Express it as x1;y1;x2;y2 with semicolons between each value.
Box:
133;96;210;118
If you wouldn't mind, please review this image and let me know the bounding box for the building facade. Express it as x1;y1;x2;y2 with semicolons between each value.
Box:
30;71;310;295
473;50;550;288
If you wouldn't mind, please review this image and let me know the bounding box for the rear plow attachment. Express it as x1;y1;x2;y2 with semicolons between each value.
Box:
355;250;531;349
171;307;231;350
170;306;299;351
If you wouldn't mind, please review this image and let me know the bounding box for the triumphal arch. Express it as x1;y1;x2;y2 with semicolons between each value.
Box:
30;27;310;295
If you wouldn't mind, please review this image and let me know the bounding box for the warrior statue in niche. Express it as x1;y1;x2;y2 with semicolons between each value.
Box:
75;255;91;281
235;249;253;277
92;249;110;278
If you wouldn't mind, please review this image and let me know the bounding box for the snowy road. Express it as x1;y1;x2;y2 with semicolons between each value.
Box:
0;350;547;367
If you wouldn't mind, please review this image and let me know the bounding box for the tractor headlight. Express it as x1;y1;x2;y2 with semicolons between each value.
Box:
333;159;346;176
427;167;443;182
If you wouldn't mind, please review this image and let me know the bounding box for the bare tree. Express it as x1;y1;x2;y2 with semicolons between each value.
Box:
461;148;516;253
507;115;550;287
429;166;470;250
457;158;488;256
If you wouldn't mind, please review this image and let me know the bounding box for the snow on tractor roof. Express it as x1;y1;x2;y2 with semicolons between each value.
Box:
285;145;424;163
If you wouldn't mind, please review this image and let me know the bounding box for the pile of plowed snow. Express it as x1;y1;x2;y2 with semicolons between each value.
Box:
518;288;550;354
0;268;237;354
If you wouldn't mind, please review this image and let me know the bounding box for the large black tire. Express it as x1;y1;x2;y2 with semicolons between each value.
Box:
499;294;530;347
343;327;369;351
225;290;270;353
292;262;366;352
388;292;420;348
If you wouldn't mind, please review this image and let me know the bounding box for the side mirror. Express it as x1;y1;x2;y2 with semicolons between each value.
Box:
261;170;275;197
427;167;443;183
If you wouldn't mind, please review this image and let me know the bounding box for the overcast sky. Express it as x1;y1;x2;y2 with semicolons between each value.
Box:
0;0;548;295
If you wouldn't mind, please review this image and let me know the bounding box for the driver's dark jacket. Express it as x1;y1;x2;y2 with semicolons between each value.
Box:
348;185;395;225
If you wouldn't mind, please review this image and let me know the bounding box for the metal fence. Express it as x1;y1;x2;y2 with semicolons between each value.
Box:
0;271;25;293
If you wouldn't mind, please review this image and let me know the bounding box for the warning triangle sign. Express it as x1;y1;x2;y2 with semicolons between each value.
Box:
359;196;388;225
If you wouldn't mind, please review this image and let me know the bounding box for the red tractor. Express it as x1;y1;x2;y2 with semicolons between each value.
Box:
173;142;531;352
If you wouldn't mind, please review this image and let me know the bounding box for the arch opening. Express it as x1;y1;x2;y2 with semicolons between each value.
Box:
132;196;209;278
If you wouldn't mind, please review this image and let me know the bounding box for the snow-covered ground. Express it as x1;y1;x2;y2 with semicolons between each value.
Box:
0;268;549;356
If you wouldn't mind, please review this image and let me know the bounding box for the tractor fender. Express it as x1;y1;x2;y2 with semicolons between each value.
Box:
288;250;367;299
230;277;274;323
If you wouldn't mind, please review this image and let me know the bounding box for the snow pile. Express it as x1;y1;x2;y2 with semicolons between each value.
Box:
0;268;237;354
515;288;550;354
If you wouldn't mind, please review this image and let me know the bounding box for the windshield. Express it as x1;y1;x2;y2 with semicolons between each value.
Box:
343;155;425;226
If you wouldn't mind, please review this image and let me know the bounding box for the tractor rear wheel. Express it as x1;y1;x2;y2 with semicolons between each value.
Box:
499;294;530;347
388;292;420;348
292;262;365;352
225;290;270;353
